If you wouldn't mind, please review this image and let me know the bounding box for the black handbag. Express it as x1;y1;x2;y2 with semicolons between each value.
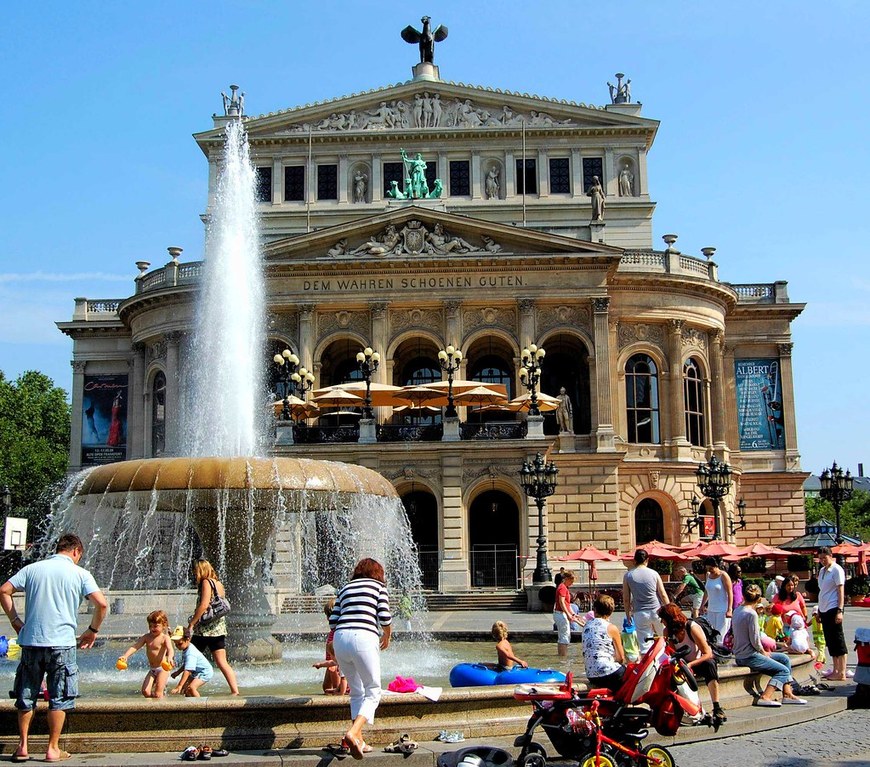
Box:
198;578;231;625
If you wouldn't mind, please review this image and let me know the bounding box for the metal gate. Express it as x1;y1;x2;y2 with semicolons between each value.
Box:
470;544;519;589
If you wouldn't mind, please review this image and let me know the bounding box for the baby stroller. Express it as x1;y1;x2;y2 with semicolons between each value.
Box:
513;637;705;767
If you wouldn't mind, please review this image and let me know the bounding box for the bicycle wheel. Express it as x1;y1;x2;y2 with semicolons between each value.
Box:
642;744;675;767
579;751;618;767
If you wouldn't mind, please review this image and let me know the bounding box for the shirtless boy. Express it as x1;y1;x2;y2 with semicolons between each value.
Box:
117;610;174;697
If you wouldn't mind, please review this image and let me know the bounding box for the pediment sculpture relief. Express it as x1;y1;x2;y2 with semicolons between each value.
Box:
327;220;503;258
276;96;577;134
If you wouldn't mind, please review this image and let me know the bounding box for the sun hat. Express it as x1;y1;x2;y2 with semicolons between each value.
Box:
170;625;192;641
770;603;785;616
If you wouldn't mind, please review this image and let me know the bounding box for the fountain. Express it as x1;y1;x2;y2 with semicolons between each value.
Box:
44;117;422;663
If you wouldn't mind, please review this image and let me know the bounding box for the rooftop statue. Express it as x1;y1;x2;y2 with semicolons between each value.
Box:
221;84;245;117
607;73;631;104
401;16;448;64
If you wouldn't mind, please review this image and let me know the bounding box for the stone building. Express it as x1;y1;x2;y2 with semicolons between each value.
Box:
58;52;806;593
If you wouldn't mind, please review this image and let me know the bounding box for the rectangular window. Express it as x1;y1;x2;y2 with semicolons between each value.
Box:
317;164;338;201
582;157;604;192
449;161;470;197
255;167;272;202
383;162;404;195
284;165;305;201
549;158;570;194
425;161;437;192
515;159;537;195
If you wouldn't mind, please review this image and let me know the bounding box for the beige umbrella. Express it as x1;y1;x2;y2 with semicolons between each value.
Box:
452;386;509;421
393;404;441;415
426;379;509;398
272;395;320;420
313;381;405;407
506;391;561;412
394;385;450;407
311;388;365;408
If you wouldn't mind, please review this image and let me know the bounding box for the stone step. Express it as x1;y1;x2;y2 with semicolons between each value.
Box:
279;592;528;614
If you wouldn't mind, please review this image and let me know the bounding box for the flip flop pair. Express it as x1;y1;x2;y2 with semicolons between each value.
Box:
384;734;419;754
45;752;71;763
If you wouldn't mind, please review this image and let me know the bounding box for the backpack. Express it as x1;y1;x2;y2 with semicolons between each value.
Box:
687;617;732;665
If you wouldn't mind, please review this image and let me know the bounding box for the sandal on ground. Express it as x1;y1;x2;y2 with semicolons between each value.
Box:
44;753;71;764
212;749;229;757
181;747;201;762
326;743;350;759
756;698;781;707
385;734;414;753
11;753;28;763
344;734;365;761
198;744;213;760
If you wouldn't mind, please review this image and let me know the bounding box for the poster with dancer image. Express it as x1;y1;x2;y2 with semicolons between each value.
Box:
735;359;785;451
81;374;129;466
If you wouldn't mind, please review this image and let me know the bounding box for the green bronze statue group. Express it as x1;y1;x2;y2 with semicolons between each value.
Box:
387;149;443;199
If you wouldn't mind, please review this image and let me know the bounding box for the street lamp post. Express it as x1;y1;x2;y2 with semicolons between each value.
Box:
437;344;462;418
686;496;702;535
728;498;747;538
356;347;380;419
519;452;559;584
273;349;315;421
819;461;854;544
694;455;733;540
519;343;546;416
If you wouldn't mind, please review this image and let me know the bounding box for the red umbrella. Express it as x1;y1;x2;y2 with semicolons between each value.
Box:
683;540;744;558
620;544;691;561
724;542;793;561
633;540;684;552
832;542;864;556
559;545;620;598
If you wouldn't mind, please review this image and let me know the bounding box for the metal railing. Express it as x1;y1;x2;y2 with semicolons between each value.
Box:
417;548;440;591
378;424;444;442
470;544;519;589
293;425;360;443
460;421;527;440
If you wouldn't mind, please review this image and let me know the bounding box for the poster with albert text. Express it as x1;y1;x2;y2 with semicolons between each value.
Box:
735;359;785;451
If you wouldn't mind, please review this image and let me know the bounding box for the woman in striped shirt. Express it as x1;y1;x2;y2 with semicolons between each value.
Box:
330;558;393;759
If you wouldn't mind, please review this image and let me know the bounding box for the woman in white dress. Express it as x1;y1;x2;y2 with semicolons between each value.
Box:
700;556;733;639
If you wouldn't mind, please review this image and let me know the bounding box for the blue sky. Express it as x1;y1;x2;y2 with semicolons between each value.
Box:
2;2;867;477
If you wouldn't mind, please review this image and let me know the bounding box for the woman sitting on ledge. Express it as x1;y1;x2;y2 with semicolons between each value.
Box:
731;584;806;707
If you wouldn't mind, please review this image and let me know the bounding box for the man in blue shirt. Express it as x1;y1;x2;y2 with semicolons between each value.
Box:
0;533;107;763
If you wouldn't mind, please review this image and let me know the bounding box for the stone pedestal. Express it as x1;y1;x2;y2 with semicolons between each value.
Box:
557;432;575;453
590;220;606;243
412;62;441;82
359;418;377;444
442;416;460;442
274;420;294;446
526;415;545;439
525;583;555;612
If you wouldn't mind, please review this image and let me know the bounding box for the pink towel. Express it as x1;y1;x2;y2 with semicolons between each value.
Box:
387;675;420;693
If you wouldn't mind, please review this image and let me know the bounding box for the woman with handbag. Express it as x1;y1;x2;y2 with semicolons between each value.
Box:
188;559;239;695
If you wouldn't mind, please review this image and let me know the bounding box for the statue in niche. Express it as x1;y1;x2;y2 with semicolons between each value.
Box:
352;225;400;256
608;73;632;104
327;239;347;258
619;165;634;197
353;171;368;203
556;387;574;433
587;175;606;221
431;94;442;127
427;222;473;254
485;165;501;199
401;16;448;64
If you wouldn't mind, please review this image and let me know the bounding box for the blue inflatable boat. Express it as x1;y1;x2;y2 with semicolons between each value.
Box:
449;663;566;688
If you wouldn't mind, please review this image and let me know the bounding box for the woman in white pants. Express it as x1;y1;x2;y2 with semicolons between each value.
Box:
330;558;393;759
700;556;733;639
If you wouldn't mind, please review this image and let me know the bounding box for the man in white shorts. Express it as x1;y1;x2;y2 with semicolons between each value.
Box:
623;550;669;650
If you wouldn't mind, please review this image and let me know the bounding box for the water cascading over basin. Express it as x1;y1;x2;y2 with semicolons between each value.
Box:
70;457;404;661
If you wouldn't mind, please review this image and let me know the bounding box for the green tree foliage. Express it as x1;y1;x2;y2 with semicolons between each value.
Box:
0;370;70;533
806;490;870;542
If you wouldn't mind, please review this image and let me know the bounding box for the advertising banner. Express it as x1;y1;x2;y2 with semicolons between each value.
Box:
735;359;785;451
81;374;129;466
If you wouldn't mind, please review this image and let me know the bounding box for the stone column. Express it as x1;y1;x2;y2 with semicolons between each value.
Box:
129;343;147;459
338;156;349;203
592;297;615;450
69;361;86;472
778;343;801;467
371;154;382;203
709;330;727;453
271;157;283;205
164;331;182;456
604;149;617;198
298;305;315;376
505;152;515;198
517;298;536;349
637;149;649;196
538;150;549;198
666;319;688;456
370;302;389;384
471;152;482;199
439;454;469;590
443;299;462;344
571;149;583;198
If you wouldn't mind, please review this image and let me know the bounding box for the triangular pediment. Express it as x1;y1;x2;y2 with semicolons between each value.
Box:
195;79;658;149
262;206;623;267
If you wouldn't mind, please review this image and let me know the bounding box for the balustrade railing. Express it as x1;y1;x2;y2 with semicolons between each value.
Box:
460;421;527;440
378;424;443;442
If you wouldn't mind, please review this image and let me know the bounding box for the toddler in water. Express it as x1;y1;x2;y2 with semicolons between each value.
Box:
170;626;213;697
116;610;174;697
312;599;348;695
492;621;527;671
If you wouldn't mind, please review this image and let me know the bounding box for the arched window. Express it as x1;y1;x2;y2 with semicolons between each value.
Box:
401;356;439;386
625;354;660;444
151;371;166;457
635;498;664;545
469;354;513;394
684;358;706;447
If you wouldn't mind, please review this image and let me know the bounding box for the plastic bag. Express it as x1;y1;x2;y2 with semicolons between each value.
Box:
622;617;640;662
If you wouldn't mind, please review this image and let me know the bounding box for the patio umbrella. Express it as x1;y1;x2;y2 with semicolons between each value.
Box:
394;385;450;407
311;388;365;408
313;382;405;407
634;539;683;552
452;386;509;422
620;544;691;561
682;540;744;558
392;404;441;415
506;392;561;413
426;379;509;398
558;545;620;599
272;395;320;420
724;542;793;561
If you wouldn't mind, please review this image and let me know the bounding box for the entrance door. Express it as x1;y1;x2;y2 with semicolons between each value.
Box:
635;498;664;544
401;490;439;590
469;490;520;589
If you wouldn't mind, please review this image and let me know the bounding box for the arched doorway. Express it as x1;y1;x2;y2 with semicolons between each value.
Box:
401;489;439;590
539;334;591;435
635;498;664;545
466;336;516;424
468;490;520;589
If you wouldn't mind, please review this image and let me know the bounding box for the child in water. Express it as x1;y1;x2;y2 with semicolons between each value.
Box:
116;609;174;697
312;599;348;695
170;626;213;697
492;621;527;671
